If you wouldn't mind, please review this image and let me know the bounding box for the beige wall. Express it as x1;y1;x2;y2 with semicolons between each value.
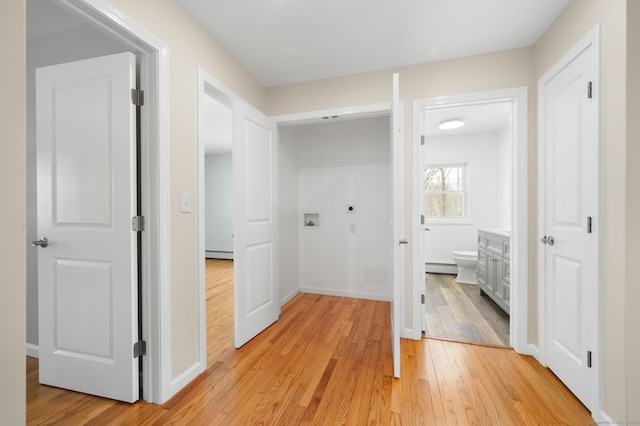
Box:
0;0;26;423
533;0;630;421
104;0;268;379
626;1;640;422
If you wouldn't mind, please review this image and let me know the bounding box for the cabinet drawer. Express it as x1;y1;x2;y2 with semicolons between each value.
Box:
477;249;487;268
503;239;511;260
486;234;504;256
478;233;487;249
502;260;510;285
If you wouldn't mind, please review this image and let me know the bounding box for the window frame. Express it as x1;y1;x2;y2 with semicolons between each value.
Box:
423;162;470;224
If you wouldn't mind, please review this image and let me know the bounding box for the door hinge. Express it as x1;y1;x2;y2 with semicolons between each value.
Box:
132;216;145;232
587;81;593;99
131;88;144;106
587;350;592;368
133;340;147;358
421;294;425;304
421;214;425;225
587;216;593;233
420;135;425;146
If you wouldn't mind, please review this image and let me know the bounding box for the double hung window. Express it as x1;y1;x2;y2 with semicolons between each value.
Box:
424;163;467;221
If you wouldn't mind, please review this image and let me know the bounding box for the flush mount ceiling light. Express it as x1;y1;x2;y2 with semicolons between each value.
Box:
439;118;465;130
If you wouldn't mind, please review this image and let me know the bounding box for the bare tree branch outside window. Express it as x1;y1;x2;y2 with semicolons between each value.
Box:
424;164;466;219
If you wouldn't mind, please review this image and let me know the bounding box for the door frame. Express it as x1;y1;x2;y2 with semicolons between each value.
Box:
51;0;171;404
537;24;602;415
412;87;528;353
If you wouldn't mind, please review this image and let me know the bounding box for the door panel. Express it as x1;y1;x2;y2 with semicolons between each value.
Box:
234;101;279;348
540;35;598;410
36;52;139;403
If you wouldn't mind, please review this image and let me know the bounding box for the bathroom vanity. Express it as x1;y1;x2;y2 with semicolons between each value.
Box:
477;229;511;314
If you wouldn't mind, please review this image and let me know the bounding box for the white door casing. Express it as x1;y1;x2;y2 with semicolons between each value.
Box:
234;99;279;348
36;52;139;403
391;73;404;378
539;25;601;413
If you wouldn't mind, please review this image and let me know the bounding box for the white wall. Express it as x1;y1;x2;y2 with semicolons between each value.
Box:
280;116;392;300
26;24;129;349
424;130;511;265
278;126;301;304
204;153;233;254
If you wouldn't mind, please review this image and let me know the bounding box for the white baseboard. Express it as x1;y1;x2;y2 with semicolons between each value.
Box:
527;343;542;364
425;263;457;274
168;361;205;402
26;343;39;358
593;409;613;424
280;288;300;307
205;251;233;260
300;287;391;302
402;328;415;339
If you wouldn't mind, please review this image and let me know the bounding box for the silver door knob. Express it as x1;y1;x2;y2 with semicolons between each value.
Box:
540;235;555;246
31;237;48;248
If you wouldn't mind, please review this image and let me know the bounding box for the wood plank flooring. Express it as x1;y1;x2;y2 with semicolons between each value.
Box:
425;273;510;346
26;259;591;424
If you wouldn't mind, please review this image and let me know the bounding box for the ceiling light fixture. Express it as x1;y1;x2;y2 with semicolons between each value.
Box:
439;118;465;130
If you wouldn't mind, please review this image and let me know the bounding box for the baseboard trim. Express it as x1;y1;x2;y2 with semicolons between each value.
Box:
26;343;39;358
280;288;300;307
527;343;542;364
168;361;205;402
425;263;457;274
300;287;391;302
205;251;233;260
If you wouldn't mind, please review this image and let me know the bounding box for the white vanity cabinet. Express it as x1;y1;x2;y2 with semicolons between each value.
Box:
477;229;511;314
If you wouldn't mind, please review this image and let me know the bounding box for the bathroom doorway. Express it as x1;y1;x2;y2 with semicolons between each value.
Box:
412;88;528;351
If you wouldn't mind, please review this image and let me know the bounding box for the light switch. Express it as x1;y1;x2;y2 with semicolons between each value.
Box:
180;192;191;213
349;223;356;233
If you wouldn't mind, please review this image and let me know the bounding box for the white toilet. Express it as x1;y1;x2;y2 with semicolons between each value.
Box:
452;251;478;284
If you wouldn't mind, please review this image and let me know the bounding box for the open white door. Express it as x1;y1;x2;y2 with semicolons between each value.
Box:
233;99;279;348
35;52;139;403
391;73;404;378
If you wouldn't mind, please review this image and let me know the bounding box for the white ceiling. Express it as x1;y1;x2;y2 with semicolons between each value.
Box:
177;0;569;87
423;102;512;138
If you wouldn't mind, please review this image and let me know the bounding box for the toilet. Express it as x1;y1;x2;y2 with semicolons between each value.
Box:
452;251;478;285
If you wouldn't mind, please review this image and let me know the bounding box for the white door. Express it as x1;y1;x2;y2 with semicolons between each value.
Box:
233;99;279;348
35;52;139;403
391;73;404;378
539;29;599;411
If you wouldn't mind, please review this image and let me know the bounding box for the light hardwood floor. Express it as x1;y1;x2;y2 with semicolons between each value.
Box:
26;259;590;424
425;273;510;346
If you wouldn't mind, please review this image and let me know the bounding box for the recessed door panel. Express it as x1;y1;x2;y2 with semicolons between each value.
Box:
55;259;113;360
54;79;113;226
246;242;273;314
245;120;272;223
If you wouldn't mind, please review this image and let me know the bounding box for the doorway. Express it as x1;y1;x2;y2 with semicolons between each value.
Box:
26;0;170;403
412;88;528;353
197;78;234;365
422;102;512;346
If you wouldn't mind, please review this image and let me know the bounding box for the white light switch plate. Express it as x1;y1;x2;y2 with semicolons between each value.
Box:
180;192;191;213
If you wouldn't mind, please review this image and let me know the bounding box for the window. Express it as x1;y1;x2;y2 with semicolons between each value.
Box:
424;163;467;221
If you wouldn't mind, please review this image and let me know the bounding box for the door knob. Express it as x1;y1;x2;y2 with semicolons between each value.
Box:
31;237;48;248
399;239;408;245
540;236;555;246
